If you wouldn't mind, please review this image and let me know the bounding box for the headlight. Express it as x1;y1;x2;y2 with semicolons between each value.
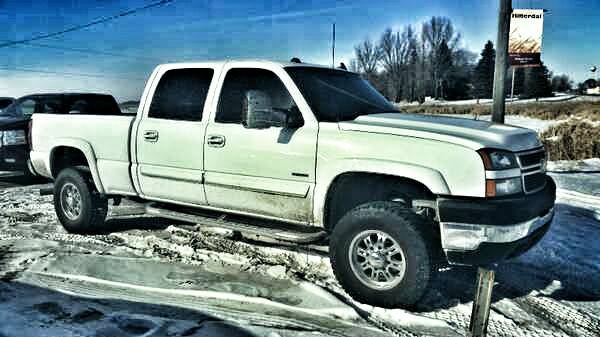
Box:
2;130;27;145
478;149;518;170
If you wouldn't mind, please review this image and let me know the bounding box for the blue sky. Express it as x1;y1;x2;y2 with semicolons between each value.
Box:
1;0;599;101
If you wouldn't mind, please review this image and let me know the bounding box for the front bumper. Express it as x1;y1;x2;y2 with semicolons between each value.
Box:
437;176;556;265
0;144;29;172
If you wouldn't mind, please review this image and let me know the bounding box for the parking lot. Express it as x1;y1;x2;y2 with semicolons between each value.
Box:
0;171;599;337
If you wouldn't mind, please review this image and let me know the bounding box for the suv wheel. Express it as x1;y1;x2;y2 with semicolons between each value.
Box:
54;168;107;233
330;201;434;308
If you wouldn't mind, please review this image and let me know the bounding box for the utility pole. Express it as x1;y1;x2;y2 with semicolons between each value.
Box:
491;0;512;123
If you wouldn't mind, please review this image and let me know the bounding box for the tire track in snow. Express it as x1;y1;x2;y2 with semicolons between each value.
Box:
20;270;386;337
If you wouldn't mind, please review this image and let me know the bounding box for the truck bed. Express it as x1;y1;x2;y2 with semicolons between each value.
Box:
31;114;136;195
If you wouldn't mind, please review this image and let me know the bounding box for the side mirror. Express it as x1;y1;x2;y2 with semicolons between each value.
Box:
244;111;271;129
243;90;272;129
284;106;304;129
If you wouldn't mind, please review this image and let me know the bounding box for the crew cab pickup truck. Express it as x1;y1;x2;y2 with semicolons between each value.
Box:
30;60;556;308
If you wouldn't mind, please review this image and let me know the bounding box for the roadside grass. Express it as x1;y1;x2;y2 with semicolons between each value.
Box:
401;101;600;121
541;120;600;161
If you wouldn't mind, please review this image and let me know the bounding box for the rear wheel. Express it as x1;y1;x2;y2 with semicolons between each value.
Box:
329;201;435;308
54;168;107;233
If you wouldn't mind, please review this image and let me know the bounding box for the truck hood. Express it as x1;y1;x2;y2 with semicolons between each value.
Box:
0;116;28;130
339;113;542;152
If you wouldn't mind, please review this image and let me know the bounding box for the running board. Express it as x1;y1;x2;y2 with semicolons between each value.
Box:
145;203;327;244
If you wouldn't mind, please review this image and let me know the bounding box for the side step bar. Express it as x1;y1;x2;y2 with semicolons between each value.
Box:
145;203;327;244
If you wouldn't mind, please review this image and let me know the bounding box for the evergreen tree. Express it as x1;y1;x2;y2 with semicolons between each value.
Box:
523;63;553;99
551;74;573;92
472;41;495;99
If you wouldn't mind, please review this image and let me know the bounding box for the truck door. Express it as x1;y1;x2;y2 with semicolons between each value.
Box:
134;66;217;205
203;66;318;223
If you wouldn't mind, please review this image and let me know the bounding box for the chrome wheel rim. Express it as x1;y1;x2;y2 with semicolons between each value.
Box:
60;182;82;221
349;230;406;290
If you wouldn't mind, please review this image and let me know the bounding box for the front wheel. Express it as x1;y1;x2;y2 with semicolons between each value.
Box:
54;168;107;233
329;201;435;308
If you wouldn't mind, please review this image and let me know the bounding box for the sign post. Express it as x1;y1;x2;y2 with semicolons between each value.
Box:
469;267;496;337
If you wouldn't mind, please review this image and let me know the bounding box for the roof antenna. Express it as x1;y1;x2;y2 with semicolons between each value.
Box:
290;57;302;63
331;22;336;68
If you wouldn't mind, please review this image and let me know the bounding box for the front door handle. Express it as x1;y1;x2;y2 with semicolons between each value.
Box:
143;130;159;142
207;134;225;147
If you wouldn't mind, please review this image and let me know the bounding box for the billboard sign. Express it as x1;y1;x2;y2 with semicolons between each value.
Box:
509;9;544;67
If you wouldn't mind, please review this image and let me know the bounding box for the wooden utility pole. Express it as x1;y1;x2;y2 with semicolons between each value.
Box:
491;0;512;124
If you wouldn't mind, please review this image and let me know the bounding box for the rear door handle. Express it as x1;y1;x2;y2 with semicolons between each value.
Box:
143;130;159;142
207;134;225;147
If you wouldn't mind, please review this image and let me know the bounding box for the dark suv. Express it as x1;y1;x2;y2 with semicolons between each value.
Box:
0;93;121;174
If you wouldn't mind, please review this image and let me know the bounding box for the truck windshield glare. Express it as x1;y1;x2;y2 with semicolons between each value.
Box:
285;67;396;122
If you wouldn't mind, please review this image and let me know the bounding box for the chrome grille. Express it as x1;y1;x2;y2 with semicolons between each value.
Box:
517;148;547;194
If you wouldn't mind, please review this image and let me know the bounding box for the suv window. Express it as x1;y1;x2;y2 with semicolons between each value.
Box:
0;99;13;110
63;95;121;115
41;97;63;114
216;68;300;127
20;99;37;117
149;68;214;121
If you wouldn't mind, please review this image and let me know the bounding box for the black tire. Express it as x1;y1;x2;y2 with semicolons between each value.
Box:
54;168;107;233
329;201;435;308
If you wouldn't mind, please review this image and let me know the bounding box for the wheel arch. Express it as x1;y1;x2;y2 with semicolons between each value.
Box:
316;161;449;231
49;138;105;194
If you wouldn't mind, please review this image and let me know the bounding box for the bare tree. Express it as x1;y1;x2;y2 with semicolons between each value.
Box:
354;39;380;77
421;17;462;98
349;16;474;103
378;26;415;102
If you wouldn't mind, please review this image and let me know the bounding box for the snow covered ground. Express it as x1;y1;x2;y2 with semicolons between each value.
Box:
0;162;599;337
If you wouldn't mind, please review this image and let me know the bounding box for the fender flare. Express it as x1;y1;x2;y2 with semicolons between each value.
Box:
49;138;106;194
313;159;450;226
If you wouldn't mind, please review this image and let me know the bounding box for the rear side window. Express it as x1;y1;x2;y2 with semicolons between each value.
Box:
149;68;214;121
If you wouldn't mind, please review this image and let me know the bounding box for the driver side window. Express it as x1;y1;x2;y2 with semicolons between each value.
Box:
216;68;302;128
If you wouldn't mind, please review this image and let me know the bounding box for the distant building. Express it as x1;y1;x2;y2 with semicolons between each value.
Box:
587;86;600;95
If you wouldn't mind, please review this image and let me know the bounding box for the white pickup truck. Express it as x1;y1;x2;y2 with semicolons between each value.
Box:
30;60;556;308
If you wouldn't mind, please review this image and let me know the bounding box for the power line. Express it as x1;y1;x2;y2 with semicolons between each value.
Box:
23;42;165;63
0;66;146;81
0;0;174;49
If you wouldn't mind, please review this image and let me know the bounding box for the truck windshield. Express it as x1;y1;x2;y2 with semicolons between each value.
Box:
0;101;21;117
285;67;396;122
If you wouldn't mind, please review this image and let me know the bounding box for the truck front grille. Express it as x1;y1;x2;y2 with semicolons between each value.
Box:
519;151;545;168
517;148;547;194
